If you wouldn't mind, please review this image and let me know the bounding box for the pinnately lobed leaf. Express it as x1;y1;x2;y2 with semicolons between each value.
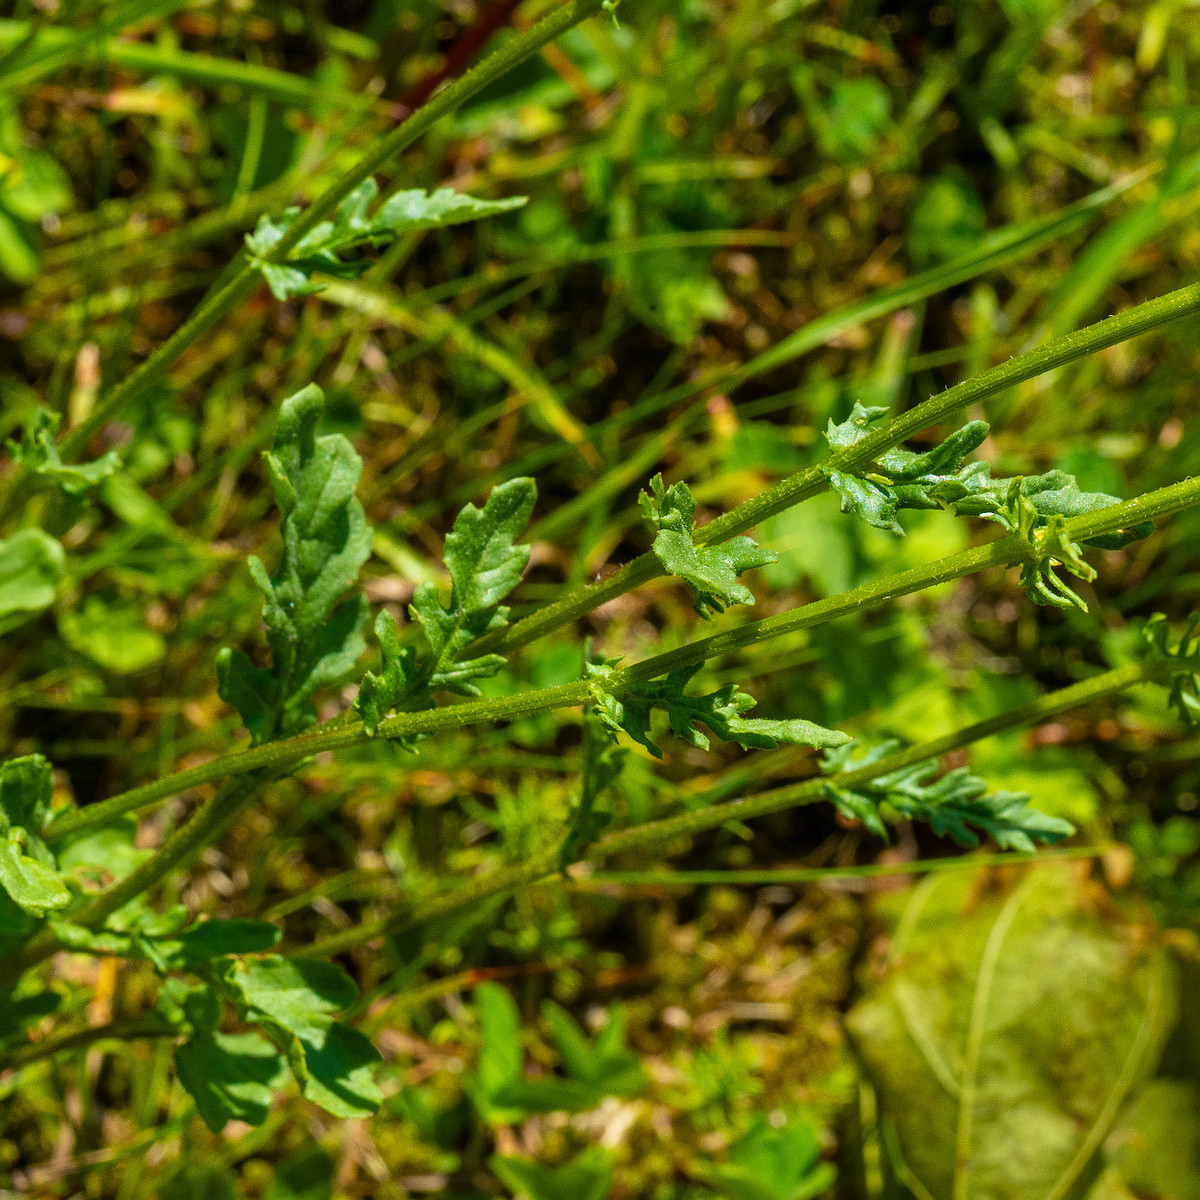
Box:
1141;612;1200;725
824;403;1100;537
640;473;776;616
357;477;536;735
821;740;1074;852
246;178;527;301
217;384;371;744
821;403;1153;608
587;659;849;759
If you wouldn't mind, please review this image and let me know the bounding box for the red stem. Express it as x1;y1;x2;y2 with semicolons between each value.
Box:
394;0;526;118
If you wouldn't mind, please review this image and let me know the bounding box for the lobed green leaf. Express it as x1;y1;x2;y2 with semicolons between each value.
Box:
357;477;536;734
588;660;848;759
218;384;371;743
640;473;776;616
821;740;1074;852
247;179;527;301
8;407;121;495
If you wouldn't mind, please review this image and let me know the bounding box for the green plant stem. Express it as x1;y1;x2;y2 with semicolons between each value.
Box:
55;0;604;462
2;776;265;985
615;478;1200;686
41;683;593;842
42;475;1200;844
0;1017;175;1073
476;280;1200;657
301;660;1154;958
581;844;1110;886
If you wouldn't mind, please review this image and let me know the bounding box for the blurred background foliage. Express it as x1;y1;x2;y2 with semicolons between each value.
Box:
3;0;1200;1194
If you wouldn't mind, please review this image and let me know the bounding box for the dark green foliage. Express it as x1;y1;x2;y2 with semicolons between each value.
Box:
247;179;527;300
168;918;281;964
356;477;536;734
0;755;68;916
218;955;382;1120
175;1028;288;1132
1142;612;1200;725
588;659;849;758
171;955;381;1131
640;473;776;616
821;740;1074;851
8;407;121;494
472;983;644;1120
48;912;280;973
491;1148;615;1200
217;384;372;743
703;1114;836;1200
159;1163;240;1200
0;987;60;1038
266;1148;335;1200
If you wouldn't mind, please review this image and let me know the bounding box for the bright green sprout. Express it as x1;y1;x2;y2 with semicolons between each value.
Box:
8;407;121;495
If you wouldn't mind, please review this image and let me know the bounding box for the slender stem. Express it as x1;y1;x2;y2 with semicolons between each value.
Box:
590;663;1152;856
613;477;1200;687
0;1017;175;1073
582;844;1110;886
2;776;265;985
42;476;1200;844
42;682;592;842
302;660;1154;958
477;280;1200;657
56;0;604;460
